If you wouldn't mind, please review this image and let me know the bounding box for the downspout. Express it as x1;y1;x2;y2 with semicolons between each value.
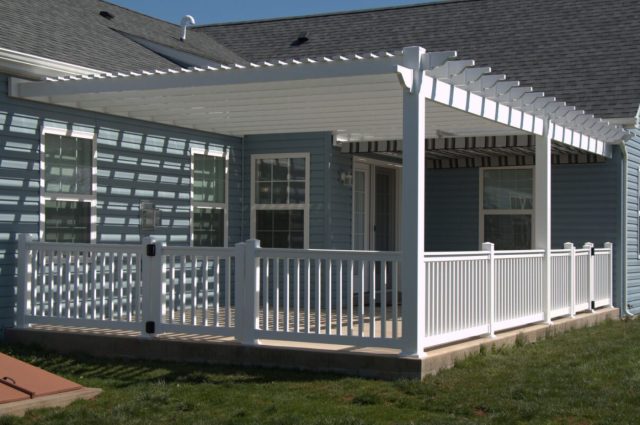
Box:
241;136;246;241
620;140;632;316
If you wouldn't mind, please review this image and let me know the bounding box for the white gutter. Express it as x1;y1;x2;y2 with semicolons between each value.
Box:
0;47;103;80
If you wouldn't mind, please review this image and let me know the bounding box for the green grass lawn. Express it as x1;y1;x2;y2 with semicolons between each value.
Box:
1;318;640;424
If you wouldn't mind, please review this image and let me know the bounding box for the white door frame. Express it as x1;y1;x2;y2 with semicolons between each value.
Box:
352;156;402;251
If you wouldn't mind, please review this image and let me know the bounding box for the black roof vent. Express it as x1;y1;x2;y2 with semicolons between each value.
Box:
99;10;115;20
291;32;309;47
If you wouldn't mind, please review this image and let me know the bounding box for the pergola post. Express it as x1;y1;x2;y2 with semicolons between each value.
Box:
534;122;553;324
399;46;426;357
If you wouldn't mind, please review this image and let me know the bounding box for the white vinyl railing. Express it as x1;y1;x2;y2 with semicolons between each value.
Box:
423;241;613;348
252;247;402;348
160;245;236;336
16;235;613;352
17;238;144;332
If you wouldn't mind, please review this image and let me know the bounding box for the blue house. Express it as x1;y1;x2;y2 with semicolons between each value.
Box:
0;0;638;373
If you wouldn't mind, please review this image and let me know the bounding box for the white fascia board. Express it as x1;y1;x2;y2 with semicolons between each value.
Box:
13;55;401;99
0;47;103;79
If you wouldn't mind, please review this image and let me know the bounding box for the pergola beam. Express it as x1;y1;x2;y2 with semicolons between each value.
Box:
10;46;629;151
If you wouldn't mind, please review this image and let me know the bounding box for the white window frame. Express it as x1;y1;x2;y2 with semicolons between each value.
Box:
250;153;310;249
40;127;97;243
479;165;534;250
190;147;229;247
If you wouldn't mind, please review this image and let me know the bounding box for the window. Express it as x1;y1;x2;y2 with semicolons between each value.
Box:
480;167;533;250
40;130;96;243
191;150;227;246
251;154;309;248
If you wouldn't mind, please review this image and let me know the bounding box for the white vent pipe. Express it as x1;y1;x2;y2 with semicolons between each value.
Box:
180;15;195;41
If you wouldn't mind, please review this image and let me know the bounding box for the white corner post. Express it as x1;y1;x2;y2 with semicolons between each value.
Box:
604;242;613;307
564;242;576;317
141;237;165;337
398;46;427;357
482;242;496;337
583;242;595;311
236;239;260;345
535;121;552;325
16;233;33;329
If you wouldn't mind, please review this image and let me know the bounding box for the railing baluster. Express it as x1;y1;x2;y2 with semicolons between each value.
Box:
39;249;46;317
262;258;269;331
191;256;198;326
168;255;175;324
348;259;354;337
284;258;290;333
203;256;209;327
358;260;364;338
294;259;300;333
274;257;280;332
73;250;80;319
380;260;387;339
337;259;343;336
392;260;398;339
126;253;132;322
305;258;310;333
315;258;321;335
116;252;123;321
56;250;63;317
180;255;186;325
325;258;332;336
225;256;231;328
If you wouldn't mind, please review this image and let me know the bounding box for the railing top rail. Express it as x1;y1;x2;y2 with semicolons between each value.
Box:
550;249;571;254
26;240;145;253
424;250;490;257
594;248;612;254
256;247;401;261
164;246;235;257
494;249;545;256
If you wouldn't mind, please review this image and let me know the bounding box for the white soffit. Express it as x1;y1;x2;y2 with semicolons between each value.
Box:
9;48;628;157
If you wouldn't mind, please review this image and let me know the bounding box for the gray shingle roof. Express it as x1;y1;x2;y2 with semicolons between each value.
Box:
196;0;640;119
1;0;637;119
0;0;246;73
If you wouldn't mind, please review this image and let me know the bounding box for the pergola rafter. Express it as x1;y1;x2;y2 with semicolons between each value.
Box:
9;47;628;158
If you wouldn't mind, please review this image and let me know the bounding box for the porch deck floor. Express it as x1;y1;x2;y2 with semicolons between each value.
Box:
27;304;404;354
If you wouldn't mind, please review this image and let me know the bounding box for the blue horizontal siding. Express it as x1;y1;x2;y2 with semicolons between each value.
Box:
0;72;242;328
625;133;640;314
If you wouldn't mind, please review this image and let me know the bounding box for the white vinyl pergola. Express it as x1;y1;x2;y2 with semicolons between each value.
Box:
10;46;629;356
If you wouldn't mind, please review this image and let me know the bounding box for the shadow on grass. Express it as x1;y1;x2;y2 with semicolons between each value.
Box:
0;342;361;389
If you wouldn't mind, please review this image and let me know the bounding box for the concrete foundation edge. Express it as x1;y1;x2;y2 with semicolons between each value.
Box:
4;307;618;381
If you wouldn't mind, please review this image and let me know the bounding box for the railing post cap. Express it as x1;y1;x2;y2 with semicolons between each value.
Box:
142;236;156;245
604;242;613;248
246;239;261;248
563;242;574;248
481;242;494;251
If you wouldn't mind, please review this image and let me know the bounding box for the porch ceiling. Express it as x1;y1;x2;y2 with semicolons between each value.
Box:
10;49;629;156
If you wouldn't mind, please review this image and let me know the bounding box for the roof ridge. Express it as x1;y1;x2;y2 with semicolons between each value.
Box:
193;0;486;28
